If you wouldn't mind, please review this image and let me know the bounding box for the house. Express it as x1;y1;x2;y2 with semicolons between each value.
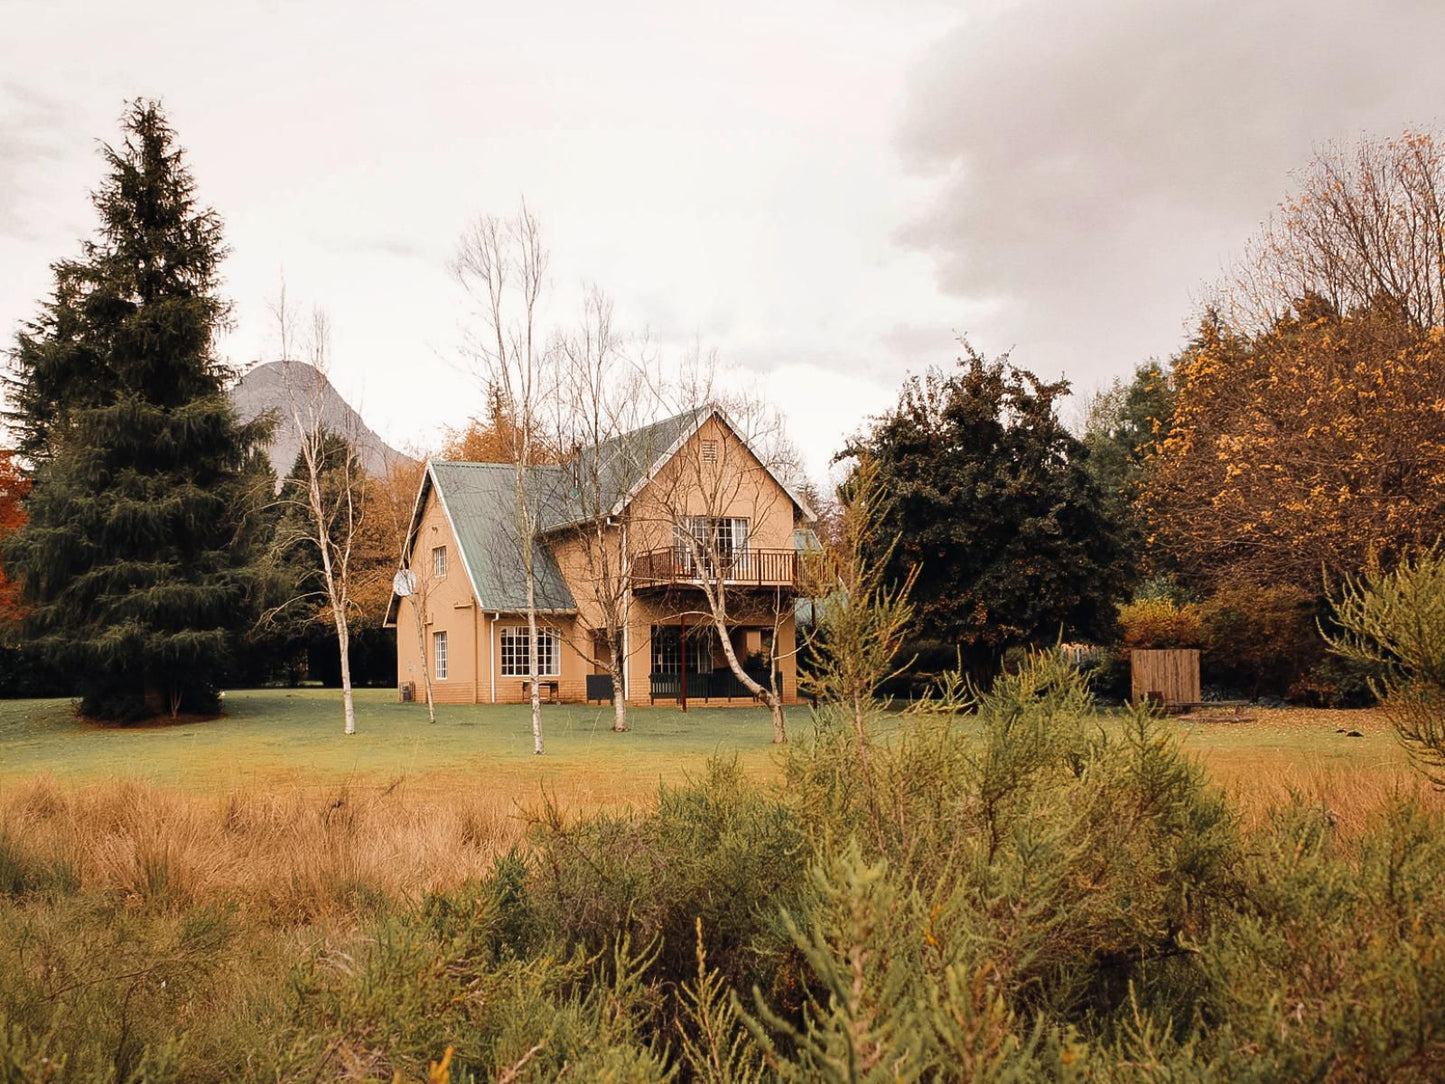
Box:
384;405;817;707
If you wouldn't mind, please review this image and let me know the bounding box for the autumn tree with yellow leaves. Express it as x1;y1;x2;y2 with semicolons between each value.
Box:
1144;131;1445;590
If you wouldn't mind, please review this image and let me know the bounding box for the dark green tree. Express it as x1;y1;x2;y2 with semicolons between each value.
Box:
1080;358;1176;521
3;100;268;721
845;345;1130;675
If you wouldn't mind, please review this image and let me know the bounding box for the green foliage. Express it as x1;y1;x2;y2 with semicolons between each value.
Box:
1080;359;1177;576
526;757;806;997
845;345;1131;674
6;676;1445;1078
680;919;766;1084
800;457;918;749
2;101;267;721
1327;546;1445;782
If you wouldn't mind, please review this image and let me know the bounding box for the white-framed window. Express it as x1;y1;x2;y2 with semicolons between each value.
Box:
651;625;716;675
432;545;448;578
501;625;561;677
433;630;448;680
675;516;750;574
701;438;719;463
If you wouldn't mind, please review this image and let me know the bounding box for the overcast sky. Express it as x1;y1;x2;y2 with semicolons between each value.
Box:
3;0;1443;482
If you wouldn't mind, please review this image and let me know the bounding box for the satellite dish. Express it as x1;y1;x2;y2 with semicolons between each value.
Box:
392;569;417;597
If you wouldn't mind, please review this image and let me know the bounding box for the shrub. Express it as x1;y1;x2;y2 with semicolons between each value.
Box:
528;757;805;997
1199;583;1323;698
6;666;1445;1079
1327;545;1445;781
1119;597;1202;649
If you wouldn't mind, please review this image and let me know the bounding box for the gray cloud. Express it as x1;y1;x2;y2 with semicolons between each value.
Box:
0;83;73;240
897;0;1445;389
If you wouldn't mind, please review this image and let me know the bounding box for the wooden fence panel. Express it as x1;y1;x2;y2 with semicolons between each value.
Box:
1130;649;1201;707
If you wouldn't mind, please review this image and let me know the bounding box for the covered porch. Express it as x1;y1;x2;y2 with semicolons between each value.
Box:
644;621;781;707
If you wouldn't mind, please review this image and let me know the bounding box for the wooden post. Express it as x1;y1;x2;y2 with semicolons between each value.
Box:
680;611;688;712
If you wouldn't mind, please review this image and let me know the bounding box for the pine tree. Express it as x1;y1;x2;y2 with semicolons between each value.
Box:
3;100;267;722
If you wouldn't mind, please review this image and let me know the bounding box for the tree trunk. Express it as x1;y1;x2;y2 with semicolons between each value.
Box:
336;609;355;736
608;626;628;732
851;691;870;774
712;611;786;743
413;605;437;724
611;659;628;732
526;581;544;756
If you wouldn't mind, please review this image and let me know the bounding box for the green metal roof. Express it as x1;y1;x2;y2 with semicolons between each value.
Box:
542;408;705;530
428;462;577;613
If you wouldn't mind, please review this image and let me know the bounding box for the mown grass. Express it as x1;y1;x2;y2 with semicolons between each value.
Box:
0;688;790;805
1;690;1432;837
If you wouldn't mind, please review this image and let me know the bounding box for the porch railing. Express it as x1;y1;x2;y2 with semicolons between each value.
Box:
650;669;772;703
633;547;799;588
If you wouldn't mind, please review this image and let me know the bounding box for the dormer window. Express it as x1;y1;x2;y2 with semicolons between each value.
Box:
702;439;718;463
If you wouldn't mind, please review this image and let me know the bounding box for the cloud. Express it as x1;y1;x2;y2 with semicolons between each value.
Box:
0;83;73;240
896;0;1445;388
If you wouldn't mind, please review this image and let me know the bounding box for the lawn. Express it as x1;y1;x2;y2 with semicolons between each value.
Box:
0;689;790;807
0;689;1427;822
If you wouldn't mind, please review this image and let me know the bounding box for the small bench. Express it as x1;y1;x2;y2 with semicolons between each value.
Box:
522;679;560;703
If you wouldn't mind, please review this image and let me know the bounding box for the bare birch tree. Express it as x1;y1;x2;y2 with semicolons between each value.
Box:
453;205;554;755
552;289;662;732
639;366;810;744
1225;130;1445;332
268;289;366;735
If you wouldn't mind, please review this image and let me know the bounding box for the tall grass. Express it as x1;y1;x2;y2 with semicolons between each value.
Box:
0;774;520;918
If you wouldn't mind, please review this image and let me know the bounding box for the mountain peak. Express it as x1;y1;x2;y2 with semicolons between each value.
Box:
230;360;412;484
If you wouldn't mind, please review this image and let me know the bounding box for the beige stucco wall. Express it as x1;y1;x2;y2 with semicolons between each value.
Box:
395;486;484;705
625;415;798;555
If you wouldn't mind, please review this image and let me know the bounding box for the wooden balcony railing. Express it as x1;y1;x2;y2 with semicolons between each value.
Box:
632;547;800;588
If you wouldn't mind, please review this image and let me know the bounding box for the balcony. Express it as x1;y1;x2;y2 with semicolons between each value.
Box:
632;547;801;589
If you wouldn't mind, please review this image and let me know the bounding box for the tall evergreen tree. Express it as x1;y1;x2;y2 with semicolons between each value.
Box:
846;345;1130;676
3;100;267;721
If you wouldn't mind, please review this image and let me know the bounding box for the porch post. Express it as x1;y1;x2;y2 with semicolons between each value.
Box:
680;609;688;712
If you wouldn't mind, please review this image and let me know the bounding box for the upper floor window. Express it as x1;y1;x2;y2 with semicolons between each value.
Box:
676;517;750;574
701;439;719;463
501;625;561;677
432;545;447;578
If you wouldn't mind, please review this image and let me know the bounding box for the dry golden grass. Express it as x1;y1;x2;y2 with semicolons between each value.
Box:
0;773;529;918
1168;706;1445;835
4;700;1437;921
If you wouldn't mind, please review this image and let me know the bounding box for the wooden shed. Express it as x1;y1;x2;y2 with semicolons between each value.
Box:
1130;649;1201;709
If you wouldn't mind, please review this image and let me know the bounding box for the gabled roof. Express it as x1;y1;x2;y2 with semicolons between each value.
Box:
383;461;576;626
541;405;817;532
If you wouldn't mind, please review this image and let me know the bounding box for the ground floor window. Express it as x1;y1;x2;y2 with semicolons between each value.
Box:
433;630;448;680
651;625;716;674
501;625;560;676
